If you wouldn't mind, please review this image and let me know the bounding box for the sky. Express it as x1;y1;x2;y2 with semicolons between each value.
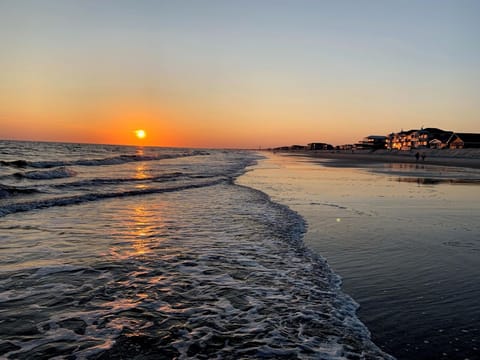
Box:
1;0;479;148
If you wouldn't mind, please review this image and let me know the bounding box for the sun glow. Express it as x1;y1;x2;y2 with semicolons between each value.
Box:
135;129;146;139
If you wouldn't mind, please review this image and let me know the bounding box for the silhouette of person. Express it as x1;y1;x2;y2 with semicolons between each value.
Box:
421;153;426;161
415;152;420;162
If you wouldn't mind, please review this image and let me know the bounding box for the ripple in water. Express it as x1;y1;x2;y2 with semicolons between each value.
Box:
0;183;392;359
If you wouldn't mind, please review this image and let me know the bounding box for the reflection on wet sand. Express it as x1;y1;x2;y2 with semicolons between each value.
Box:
239;152;480;360
394;177;480;185
373;162;480;185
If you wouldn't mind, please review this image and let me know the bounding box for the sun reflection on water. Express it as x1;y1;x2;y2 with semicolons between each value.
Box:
135;163;149;180
134;161;151;190
131;205;153;257
109;201;167;259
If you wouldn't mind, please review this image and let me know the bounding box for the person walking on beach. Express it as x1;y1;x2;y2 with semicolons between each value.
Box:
415;152;420;162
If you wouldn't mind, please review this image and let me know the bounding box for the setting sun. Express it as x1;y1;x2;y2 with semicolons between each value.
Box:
135;129;146;140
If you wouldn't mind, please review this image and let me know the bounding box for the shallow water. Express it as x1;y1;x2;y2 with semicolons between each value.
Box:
0;141;391;359
238;153;480;360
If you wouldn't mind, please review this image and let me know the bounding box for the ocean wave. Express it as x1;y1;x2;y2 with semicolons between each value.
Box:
0;150;209;169
0;178;226;217
13;167;77;180
0;184;40;199
0;160;29;168
50;172;185;189
0;146;393;359
0;182;393;359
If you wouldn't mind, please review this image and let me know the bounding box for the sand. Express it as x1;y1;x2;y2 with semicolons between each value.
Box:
238;152;480;360
274;148;480;169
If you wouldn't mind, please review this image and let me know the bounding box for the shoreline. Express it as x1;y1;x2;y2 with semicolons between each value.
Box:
271;149;480;169
239;152;480;359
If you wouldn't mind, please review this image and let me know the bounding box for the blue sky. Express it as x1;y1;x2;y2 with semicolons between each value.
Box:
1;0;479;146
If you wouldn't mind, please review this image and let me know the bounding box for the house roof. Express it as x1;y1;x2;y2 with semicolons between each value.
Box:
452;133;480;143
366;135;387;140
432;132;453;142
421;127;448;134
396;129;418;135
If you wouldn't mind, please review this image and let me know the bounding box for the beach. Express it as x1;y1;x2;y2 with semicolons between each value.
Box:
238;152;480;360
2;0;479;358
0;141;392;359
282;149;480;170
1;140;479;359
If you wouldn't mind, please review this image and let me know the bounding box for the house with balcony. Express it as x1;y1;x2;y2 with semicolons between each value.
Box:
356;135;387;150
386;130;417;150
308;142;334;150
387;128;453;150
428;131;453;149
416;128;452;148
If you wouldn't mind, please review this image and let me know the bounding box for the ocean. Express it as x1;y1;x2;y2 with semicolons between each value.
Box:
0;141;391;359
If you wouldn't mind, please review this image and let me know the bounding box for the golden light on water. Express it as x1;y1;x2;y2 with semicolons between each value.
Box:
132;205;150;256
135;163;149;180
110;204;157;259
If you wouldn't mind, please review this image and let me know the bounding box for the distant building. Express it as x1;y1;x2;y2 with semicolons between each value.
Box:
290;145;307;150
336;144;354;151
387;128;453;150
356;135;387;150
272;145;308;151
428;130;453;149
272;146;290;151
416;128;452;148
447;133;480;149
386;129;417;150
308;142;333;150
429;138;445;149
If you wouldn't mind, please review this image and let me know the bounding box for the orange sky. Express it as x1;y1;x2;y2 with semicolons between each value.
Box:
1;1;478;148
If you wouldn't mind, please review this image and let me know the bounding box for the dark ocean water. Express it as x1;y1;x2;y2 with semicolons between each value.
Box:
0;141;392;359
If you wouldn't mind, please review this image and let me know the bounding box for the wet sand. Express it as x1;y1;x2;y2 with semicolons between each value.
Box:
238;152;480;360
279;149;480;169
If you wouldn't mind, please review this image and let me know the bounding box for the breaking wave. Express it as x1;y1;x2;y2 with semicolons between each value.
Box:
13;167;77;180
0;184;40;199
0;150;209;169
0;141;393;359
0;182;393;359
0;177;227;218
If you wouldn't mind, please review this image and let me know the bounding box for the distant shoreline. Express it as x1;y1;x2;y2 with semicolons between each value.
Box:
270;148;480;169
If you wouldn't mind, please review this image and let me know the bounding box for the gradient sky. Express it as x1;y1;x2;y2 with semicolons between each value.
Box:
1;0;479;148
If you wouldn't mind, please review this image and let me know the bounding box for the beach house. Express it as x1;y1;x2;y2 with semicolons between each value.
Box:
447;133;480;149
387;128;453;150
416;128;453;148
386;130;417;150
356;135;387;150
308;142;334;150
